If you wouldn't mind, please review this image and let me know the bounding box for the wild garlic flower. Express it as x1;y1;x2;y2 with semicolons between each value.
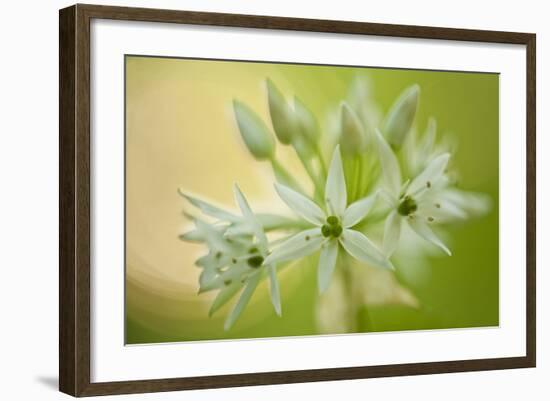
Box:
402;119;491;222
264;146;392;293
376;130;465;257
180;185;281;330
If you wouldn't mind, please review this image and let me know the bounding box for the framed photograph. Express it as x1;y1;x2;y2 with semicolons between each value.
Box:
59;4;536;397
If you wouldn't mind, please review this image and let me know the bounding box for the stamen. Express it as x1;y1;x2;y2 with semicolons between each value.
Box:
426;181;432;188
427;216;435;222
224;279;232;286
215;251;223;259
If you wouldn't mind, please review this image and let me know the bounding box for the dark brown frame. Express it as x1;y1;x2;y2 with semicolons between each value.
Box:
59;3;536;397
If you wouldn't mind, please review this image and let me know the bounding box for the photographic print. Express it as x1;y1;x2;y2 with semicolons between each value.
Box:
124;55;499;344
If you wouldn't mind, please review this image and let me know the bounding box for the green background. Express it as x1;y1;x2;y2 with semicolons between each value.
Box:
125;56;499;344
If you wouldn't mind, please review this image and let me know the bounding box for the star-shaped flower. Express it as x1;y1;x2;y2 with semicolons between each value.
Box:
264;146;393;293
375;130;454;257
180;184;281;330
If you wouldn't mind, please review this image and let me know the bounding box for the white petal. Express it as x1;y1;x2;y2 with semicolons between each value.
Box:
342;191;378;228
179;228;205;242
383;210;402;257
199;268;218;290
223;221;255;237
233;184;268;250
224;272;261;330
420;118;437;160
441;189;492;217
193;219;235;252
339;228;394;270
233;184;254;219
263;228;323;265
318;240;339;293
256;214;302;230
325;145;347;216
375;130;402;196
407;217;451;255
179;189;239;222
417;199;467;223
199;263;249;292
274;183;325;225
268;264;282;316
407;153;450;197
379;189;398;207
209;281;242;316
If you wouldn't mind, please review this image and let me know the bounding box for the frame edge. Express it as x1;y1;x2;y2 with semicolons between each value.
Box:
59;4;77;397
525;33;536;368
59;3;537;396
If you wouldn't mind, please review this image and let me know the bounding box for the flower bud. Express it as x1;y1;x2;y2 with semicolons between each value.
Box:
383;84;420;149
339;102;367;155
266;79;295;145
294;96;319;144
233;100;275;160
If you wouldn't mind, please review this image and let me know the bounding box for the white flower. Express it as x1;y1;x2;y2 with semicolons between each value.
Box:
264;146;393;293
401;119;491;222
180;185;281;330
179;189;298;238
376;130;455;257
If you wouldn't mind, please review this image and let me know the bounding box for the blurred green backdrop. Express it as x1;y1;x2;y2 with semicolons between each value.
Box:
125;56;499;344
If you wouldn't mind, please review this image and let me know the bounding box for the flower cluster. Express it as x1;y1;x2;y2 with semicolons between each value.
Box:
180;78;490;330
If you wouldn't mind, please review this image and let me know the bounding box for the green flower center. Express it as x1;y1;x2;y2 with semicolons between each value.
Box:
246;246;264;268
247;255;264;268
397;196;418;216
322;215;343;238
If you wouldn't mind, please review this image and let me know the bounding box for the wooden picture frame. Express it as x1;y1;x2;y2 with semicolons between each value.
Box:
59;3;536;397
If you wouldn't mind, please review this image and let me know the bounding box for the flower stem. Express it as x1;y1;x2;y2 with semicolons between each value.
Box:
315;144;327;179
341;256;374;333
293;149;324;203
270;158;306;194
341;255;358;332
